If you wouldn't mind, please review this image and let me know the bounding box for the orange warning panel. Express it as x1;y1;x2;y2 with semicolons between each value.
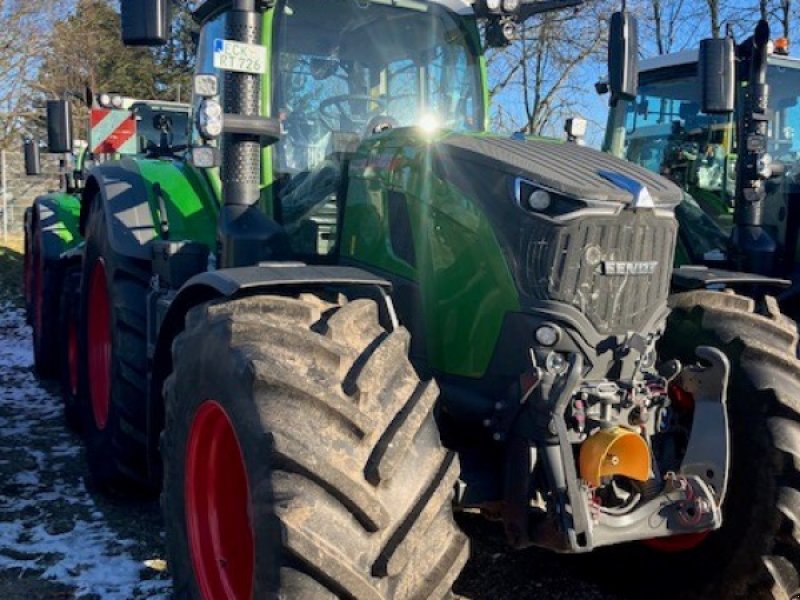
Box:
90;108;138;155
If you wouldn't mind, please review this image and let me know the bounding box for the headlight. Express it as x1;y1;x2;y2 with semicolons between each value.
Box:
535;324;561;347
197;99;223;140
502;0;520;12
485;0;501;11
528;189;552;211
111;95;124;109
193;74;219;99
98;93;112;108
514;177;585;217
191;146;220;169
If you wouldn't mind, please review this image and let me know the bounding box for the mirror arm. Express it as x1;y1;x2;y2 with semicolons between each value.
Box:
518;0;582;20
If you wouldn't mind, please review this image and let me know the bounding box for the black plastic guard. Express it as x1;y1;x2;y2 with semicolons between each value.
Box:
182;264;392;296
672;265;790;290
82;159;156;261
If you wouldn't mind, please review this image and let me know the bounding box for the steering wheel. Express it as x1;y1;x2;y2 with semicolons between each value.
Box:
318;94;387;131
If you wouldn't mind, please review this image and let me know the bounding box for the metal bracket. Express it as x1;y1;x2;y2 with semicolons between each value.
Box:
591;474;722;548
674;345;731;502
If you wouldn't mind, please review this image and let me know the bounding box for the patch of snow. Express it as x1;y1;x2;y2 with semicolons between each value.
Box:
0;303;171;599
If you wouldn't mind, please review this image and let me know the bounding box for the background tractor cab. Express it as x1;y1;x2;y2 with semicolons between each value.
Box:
603;23;800;308
90;93;191;158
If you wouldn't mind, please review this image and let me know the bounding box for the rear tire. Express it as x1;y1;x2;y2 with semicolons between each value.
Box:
649;290;800;599
78;195;151;492
30;203;67;378
163;294;469;599
23;207;33;324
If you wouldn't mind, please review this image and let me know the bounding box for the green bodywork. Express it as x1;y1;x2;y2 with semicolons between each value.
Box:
341;129;520;377
42;192;82;247
136;159;219;250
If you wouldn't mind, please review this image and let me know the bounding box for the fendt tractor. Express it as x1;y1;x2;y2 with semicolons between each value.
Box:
603;20;800;317
25;1;800;598
23;92;190;425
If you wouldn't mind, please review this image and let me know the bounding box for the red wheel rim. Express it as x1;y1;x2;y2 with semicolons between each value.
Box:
642;532;709;552
68;317;78;396
185;401;254;600
88;259;111;430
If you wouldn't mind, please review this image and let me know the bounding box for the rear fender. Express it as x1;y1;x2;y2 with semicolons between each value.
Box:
33;192;82;261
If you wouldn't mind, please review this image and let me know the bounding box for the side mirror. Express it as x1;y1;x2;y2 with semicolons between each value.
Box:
23;140;41;176
46;100;73;154
698;37;736;114
608;11;639;101
121;0;171;47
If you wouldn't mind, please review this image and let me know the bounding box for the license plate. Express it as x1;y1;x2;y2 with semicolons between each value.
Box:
213;39;266;75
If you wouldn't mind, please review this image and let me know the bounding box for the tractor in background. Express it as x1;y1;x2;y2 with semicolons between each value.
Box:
23;92;190;428
26;1;800;598
603;20;800;317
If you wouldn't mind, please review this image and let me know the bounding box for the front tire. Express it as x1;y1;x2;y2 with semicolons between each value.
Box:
163;294;469;599
653;290;800;599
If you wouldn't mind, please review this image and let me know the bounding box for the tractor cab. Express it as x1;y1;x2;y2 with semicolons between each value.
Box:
192;0;486;256
91;93;191;157
603;48;800;268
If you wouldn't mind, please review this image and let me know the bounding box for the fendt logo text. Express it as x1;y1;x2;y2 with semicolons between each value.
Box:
601;261;658;276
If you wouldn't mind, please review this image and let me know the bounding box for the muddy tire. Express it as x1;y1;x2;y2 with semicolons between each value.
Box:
58;267;82;433
78;195;151;492
162;294;469;600
30;203;66;379
651;290;800;599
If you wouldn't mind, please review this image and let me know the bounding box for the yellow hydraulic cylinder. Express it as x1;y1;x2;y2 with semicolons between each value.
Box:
579;427;651;488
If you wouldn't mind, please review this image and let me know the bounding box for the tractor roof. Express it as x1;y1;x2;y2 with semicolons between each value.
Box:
194;0;475;22
639;48;800;74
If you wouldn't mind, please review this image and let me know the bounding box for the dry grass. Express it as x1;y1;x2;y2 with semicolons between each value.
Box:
0;233;24;307
3;233;24;254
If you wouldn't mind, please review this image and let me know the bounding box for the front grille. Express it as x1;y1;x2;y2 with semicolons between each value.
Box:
521;211;677;334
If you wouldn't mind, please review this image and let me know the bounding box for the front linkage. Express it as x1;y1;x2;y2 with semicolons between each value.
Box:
476;322;730;553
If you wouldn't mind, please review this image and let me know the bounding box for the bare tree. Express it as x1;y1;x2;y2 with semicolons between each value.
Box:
777;0;791;39
706;0;722;38
633;0;699;55
0;1;63;149
487;2;612;135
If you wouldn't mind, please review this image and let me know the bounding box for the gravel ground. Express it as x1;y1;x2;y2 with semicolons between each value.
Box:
0;301;633;599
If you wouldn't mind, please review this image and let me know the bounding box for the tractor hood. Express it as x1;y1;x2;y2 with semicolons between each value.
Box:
343;129;681;376
435;135;683;208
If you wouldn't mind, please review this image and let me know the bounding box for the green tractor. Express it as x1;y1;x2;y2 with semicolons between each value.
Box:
23;92;190;427
602;20;800;316
31;1;800;597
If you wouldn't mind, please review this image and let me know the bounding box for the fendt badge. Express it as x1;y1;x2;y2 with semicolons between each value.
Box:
601;261;658;275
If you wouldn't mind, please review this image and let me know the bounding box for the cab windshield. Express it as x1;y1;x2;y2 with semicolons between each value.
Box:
610;62;800;232
272;0;483;253
131;102;190;155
